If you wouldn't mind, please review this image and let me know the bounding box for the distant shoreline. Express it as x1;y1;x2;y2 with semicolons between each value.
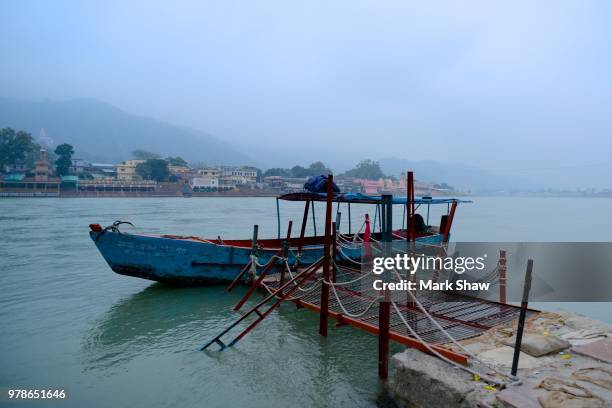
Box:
1;191;610;199
0;191;281;198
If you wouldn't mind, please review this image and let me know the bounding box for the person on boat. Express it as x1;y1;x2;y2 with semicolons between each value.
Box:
413;213;427;233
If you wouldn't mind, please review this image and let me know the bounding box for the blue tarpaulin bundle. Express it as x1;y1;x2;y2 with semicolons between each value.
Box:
303;175;340;193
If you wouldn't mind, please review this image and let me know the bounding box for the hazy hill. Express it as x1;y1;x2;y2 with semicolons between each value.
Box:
378;157;536;192
0;97;252;165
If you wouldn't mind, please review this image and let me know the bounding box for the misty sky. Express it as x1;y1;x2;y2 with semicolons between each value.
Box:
1;1;611;187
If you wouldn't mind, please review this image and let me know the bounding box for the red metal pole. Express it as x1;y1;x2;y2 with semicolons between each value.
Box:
378;300;391;379
406;172;416;309
499;249;507;304
406;171;410;239
201;257;325;350
332;221;337;283
227;259;324;347
411;177;415;237
364;213;372;260
227;259;254;292
379;194;392;379
319;174;334;337
406;171;415;241
443;201;457;243
279;220;293;288
297;201;310;259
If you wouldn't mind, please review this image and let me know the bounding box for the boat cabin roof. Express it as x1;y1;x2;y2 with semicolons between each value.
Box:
278;192;471;205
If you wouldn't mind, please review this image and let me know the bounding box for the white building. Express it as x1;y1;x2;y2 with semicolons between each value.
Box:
219;166;257;185
70;158;91;174
190;177;219;189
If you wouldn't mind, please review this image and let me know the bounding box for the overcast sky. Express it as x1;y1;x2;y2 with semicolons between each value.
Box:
1;1;611;187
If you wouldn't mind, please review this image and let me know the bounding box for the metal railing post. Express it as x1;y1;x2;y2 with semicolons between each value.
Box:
511;259;533;377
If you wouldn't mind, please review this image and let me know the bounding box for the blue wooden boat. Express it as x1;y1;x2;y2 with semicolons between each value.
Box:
89;193;469;285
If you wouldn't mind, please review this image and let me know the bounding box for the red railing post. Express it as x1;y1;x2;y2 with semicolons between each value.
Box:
407;171;415;241
319;174;334;337
405;174;417;309
379;194;393;379
297;200;310;262
332;221;337;283
443;201;457;243
378;300;391;379
279;220;293;288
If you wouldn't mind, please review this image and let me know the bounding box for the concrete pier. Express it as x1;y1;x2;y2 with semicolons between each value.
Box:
387;311;612;407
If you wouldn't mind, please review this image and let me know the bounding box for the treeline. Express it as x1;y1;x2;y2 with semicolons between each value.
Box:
0;129;189;182
1;128;44;171
263;161;331;178
132;149;187;167
0;127;74;176
263;159;387;180
2;127;391;182
131;150;188;182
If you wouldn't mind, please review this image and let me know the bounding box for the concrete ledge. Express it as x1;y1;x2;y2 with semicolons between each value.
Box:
387;349;496;407
387;311;612;407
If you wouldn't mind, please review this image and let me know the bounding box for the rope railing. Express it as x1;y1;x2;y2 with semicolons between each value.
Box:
328;283;380;318
391;301;504;386
252;254;287;268
351;220;366;243
250;237;518;386
283;260;324;293
328;261;376;286
336;246;370;265
390;267;518;384
336;239;358;249
245;223;516;386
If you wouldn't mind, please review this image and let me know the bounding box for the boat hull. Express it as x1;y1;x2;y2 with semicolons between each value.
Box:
90;230;326;285
90;230;444;285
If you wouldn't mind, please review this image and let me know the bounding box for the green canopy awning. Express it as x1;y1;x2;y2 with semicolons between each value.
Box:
3;173;25;182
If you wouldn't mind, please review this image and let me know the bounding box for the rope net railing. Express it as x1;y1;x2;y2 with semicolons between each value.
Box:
237;231;531;386
259;253;530;347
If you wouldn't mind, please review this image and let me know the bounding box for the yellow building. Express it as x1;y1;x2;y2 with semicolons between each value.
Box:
197;167;220;178
116;160;145;181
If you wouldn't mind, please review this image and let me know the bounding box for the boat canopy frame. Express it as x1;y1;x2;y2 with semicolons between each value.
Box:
277;192;471;205
274;191;471;239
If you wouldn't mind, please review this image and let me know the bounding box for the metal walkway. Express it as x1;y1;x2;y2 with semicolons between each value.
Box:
256;263;534;364
201;173;537;379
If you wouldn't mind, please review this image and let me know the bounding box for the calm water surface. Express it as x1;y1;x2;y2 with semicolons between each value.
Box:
1;197;611;407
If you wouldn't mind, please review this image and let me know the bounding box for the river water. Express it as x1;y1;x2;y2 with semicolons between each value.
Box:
1;197;611;407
